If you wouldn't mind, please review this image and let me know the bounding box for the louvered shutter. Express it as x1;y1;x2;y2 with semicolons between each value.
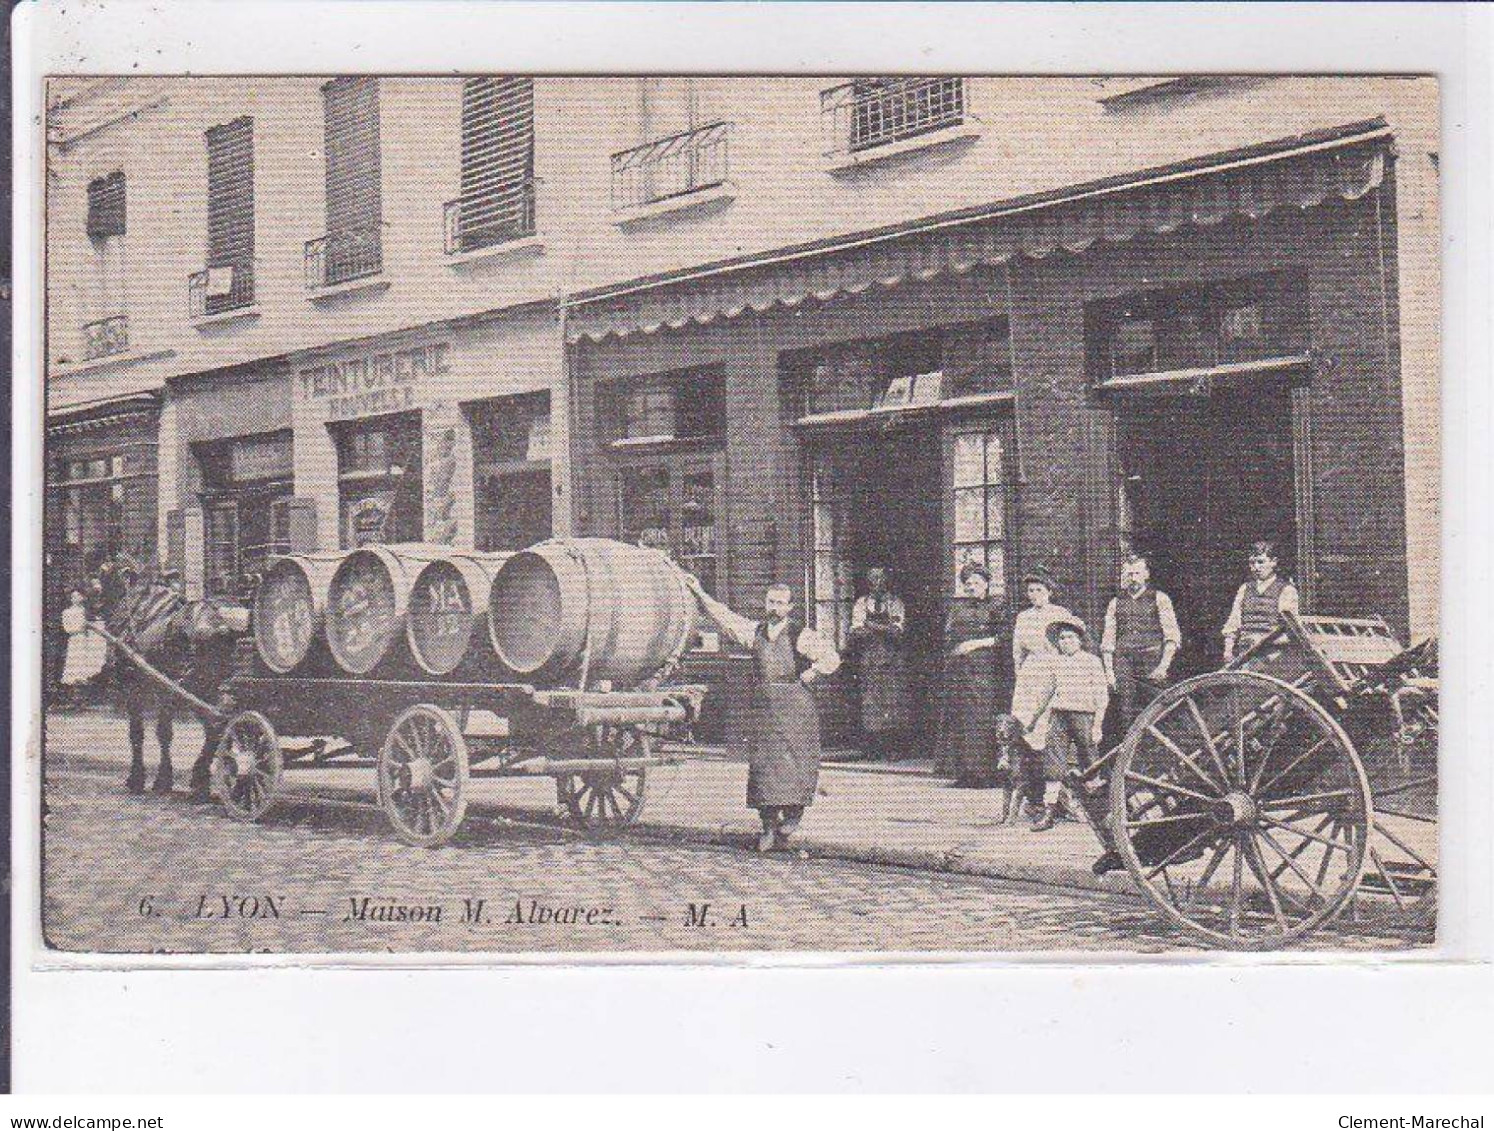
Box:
86;171;126;240
205;117;255;313
322;76;382;283
458;77;535;251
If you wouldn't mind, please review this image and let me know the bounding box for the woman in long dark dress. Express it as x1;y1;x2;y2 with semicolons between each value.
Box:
935;562;1014;783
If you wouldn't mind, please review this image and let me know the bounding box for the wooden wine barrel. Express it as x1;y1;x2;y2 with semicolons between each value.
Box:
252;552;344;674
324;544;455;676
405;551;511;676
486;538;697;688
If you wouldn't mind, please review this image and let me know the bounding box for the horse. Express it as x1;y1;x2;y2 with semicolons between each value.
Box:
103;570;248;797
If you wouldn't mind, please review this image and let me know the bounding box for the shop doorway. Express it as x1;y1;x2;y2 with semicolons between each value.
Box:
1116;378;1298;674
810;423;945;755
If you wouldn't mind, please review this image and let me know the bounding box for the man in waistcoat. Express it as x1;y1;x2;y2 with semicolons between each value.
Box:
684;576;841;852
1221;540;1301;663
1101;553;1181;738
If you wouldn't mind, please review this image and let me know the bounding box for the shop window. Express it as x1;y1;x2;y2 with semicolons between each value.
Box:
468;392;553;552
784;322;1010;419
1088;270;1309;382
331;413;422;547
195;430;293;595
615;453;723;596
948;426;1007;598
809;457;854;649
600;365;725;446
52;454;126;565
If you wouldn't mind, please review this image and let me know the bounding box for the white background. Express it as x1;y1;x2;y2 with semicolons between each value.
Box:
11;0;1494;1093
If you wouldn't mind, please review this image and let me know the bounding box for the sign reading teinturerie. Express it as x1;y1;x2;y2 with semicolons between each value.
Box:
39;73;1440;958
298;342;451;421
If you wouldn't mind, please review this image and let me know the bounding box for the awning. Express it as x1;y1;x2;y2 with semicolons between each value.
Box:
47;391;161;437
567;128;1389;344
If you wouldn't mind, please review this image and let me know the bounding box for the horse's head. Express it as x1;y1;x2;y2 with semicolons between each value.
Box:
179;596;250;644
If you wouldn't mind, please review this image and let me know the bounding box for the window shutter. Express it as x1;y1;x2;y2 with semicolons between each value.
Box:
205;116;255;311
322;77;382;282
86;171;126;240
458;77;535;250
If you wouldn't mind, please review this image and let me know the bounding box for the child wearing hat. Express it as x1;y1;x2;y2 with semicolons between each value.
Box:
1012;615;1109;831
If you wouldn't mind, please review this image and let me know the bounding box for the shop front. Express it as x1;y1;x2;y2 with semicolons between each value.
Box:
44;391;161;686
567;125;1419;754
161;364;298;599
289;308;563;554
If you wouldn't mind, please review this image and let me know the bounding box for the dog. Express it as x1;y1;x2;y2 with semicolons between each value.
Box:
991;713;1029;824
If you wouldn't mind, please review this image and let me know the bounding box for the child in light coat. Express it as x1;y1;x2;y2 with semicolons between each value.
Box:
1012;615;1108;831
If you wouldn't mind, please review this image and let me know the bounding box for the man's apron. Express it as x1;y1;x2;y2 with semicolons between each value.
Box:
744;621;822;808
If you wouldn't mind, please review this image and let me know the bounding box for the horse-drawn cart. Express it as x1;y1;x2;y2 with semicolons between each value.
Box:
1078;612;1438;948
99;538;707;848
212;674;702;847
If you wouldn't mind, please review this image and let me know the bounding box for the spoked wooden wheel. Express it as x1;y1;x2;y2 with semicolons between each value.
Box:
214;710;283;822
558;724;649;832
378;704;470;847
1110;671;1372;949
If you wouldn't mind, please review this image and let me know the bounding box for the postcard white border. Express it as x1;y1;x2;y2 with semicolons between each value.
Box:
12;0;1493;1091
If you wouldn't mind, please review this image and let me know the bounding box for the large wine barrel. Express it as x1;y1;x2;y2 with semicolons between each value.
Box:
405;551;511;676
487;538;697;688
324;544;456;675
252;553;344;674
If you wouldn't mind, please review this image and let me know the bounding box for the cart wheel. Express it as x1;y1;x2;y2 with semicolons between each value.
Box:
558;724;649;832
214;710;283;822
1109;671;1372;949
378;704;470;847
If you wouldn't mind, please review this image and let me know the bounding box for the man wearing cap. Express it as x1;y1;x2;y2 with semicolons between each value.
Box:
684;574;841;852
1101;553;1181;737
1012;615;1109;831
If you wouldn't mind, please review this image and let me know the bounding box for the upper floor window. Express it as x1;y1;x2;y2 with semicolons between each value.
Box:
80;171;129;359
611;79;730;211
599;365;726;447
307;77;382;287
445;76;536;254
1085;270;1310;384
190;116;256;317
86;171;126;240
821;77;967;158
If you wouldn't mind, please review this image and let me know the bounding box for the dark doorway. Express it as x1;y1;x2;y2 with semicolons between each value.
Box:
821;423;945;755
1117;378;1297;675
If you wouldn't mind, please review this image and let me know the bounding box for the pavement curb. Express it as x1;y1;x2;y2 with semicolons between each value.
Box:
49;747;1139;901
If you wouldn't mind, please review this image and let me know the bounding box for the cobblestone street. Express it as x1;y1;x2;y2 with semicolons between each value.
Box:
41;758;1412;955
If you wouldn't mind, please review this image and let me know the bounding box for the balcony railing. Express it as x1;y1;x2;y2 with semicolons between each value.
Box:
81;315;129;361
305;223;384;289
444;179;537;255
820;78;966;157
611;121;731;211
188;263;256;319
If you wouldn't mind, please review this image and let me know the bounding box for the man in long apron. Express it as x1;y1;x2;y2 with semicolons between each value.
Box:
685;577;841;852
